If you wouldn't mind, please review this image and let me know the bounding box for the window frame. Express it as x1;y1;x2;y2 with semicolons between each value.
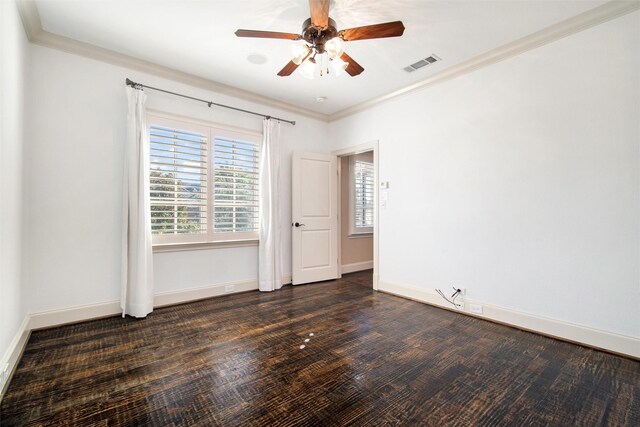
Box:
348;156;374;236
147;110;261;247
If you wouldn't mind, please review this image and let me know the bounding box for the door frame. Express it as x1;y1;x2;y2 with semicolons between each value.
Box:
332;141;379;291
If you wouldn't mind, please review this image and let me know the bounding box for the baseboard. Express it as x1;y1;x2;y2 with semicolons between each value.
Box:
378;279;640;359
341;261;373;274
0;315;31;401
28;275;293;331
28;300;122;330
29;281;260;330
154;279;258;307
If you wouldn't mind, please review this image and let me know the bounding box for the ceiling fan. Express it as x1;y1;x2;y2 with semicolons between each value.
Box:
235;0;405;78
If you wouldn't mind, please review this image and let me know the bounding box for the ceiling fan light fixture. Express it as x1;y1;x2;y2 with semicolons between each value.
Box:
331;57;348;76
291;42;311;65
299;59;316;80
325;37;344;59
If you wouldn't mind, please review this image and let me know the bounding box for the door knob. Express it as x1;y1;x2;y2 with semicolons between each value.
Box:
294;222;306;227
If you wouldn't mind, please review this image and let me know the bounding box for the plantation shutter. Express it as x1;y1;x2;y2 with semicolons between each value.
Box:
149;124;208;239
354;160;374;229
213;136;259;234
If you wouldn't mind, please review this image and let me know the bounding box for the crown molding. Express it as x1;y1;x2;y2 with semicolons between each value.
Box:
14;0;329;123
14;0;40;41
16;0;639;124
328;0;640;122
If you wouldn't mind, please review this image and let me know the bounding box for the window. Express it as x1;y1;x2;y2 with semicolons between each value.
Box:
349;157;374;235
212;136;259;234
148;114;260;245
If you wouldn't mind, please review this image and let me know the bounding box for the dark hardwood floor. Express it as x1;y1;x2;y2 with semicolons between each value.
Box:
2;270;639;426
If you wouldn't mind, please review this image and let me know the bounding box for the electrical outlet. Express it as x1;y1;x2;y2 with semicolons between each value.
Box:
469;304;483;314
224;284;234;293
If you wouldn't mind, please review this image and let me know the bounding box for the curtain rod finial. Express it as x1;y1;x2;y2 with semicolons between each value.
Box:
126;78;143;90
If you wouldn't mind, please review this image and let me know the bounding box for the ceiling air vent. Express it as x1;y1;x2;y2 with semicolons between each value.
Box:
403;55;441;73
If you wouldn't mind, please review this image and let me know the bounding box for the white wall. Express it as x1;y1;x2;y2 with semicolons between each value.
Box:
0;0;29;370
329;12;640;338
24;45;336;314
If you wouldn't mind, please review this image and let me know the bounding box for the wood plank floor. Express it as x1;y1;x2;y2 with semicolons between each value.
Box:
2;270;639;426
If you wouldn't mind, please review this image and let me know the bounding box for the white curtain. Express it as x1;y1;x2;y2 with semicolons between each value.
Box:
121;86;154;317
258;119;283;292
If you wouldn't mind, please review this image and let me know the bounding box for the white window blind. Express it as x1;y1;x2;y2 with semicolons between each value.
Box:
354;160;374;231
213;136;259;234
150;124;208;238
148;114;260;245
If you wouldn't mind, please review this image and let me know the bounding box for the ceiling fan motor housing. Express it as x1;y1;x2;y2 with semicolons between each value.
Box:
301;17;338;53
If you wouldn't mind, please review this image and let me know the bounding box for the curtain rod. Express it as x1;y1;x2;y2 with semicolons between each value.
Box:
125;78;296;126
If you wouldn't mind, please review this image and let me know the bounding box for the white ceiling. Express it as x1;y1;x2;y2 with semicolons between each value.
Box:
35;0;608;115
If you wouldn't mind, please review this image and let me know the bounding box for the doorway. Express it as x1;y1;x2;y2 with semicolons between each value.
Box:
334;142;379;290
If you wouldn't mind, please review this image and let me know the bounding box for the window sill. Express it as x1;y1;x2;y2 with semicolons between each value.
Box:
153;239;258;253
347;233;373;239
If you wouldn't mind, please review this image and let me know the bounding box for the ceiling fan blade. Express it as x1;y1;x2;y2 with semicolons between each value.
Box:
340;52;364;76
309;0;330;28
235;29;301;40
339;21;405;41
277;61;300;77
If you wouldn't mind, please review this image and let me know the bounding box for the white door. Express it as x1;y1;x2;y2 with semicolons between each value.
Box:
291;151;338;285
